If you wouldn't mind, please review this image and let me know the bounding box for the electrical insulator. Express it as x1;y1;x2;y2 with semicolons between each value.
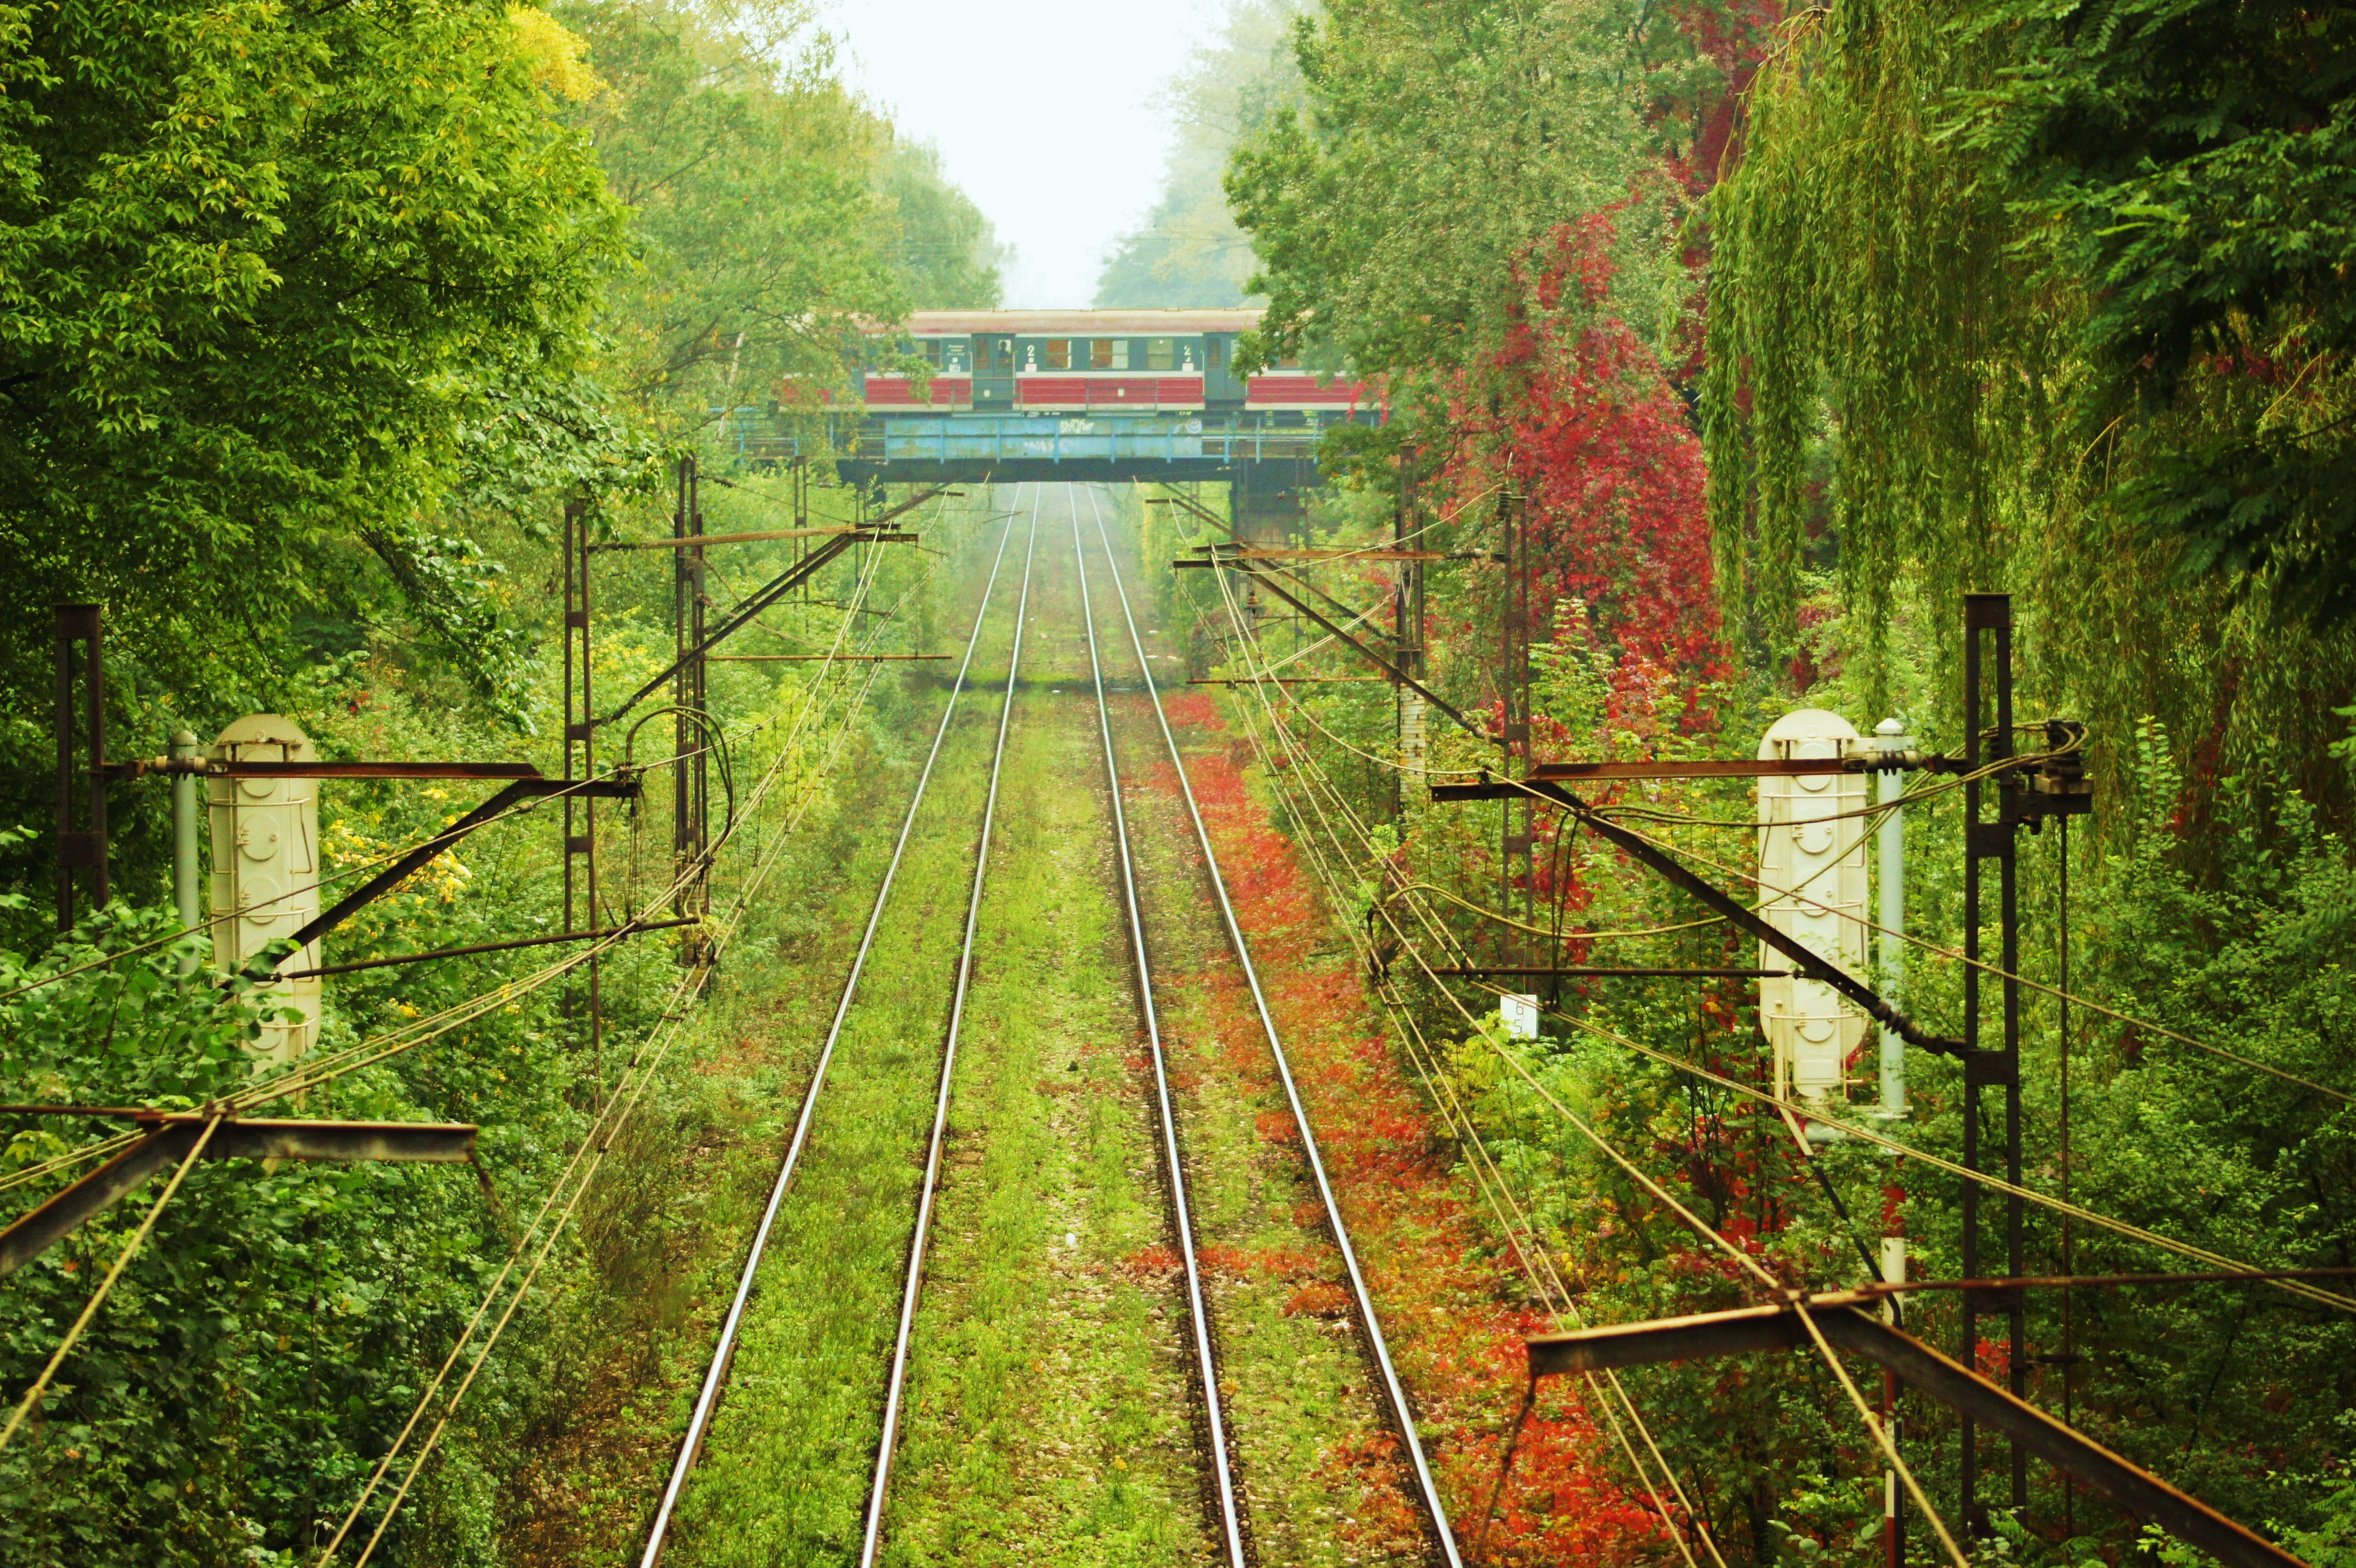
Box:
1756;709;1869;1115
210;715;322;1065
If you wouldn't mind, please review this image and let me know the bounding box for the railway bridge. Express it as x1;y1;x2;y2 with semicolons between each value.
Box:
729;309;1380;538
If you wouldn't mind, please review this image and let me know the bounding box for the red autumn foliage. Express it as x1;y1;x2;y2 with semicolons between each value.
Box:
1285;1281;1354;1320
1446;212;1730;736
1121;1245;1183;1280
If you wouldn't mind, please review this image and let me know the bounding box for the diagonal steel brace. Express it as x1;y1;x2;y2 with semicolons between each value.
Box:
0;1115;478;1277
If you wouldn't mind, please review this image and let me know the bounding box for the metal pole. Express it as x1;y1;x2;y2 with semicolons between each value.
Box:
673;457;691;888
563;502;580;936
53;604;108;931
1996;606;2028;1515
83;612;106;913
1876;717;1908;1118
1960;599;1985;1534
579;512;603;1085
55;611;75;933
690;458;709;943
171;730;202;973
1875;714;1909;1567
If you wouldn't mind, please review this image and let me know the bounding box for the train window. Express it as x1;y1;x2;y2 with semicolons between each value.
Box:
1146;338;1175;371
1091;339;1128;370
1207;338;1224;369
1043;339;1070;370
921;341;944;367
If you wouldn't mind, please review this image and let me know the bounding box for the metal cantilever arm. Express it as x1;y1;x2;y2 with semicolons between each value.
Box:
274;775;639;964
0;1117;478;1277
1450;777;1962;1057
1221;558;1486;741
1528;1298;2309;1568
599;484;948;728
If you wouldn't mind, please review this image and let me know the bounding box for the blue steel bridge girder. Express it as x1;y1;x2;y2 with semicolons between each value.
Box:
716;410;1367;494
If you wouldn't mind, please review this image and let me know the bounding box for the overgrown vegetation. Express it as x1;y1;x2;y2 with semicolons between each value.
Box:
1176;0;2356;1562
0;1;1003;1561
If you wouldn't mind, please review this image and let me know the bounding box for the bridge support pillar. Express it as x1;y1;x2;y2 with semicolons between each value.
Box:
1230;460;1316;544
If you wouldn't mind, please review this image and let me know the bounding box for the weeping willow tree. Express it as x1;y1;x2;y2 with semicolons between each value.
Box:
1704;0;2356;815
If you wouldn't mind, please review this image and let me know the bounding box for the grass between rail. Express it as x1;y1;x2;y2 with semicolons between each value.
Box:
878;527;1212;1565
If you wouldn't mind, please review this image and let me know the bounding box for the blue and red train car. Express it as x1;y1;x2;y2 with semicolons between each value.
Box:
856;309;1373;419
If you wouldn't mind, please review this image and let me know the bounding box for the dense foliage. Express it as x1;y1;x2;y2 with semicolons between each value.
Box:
1189;0;2356;1562
0;1;999;1561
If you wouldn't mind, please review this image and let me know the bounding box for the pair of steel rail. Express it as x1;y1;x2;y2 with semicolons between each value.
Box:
636;482;1459;1567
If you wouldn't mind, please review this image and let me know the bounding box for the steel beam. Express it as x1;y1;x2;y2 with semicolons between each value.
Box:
277;913;700;980
1175;546;1449;563
1432;966;1791;979
1463;781;1962;1057
1527;1300;2308;1568
0;1118;478;1276
277;776;639;965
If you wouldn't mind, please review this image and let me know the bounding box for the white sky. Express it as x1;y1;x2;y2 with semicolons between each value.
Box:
819;0;1227;307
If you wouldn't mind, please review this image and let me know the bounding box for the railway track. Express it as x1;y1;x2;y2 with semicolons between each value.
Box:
855;494;1039;1565
1077;484;1464;1568
635;491;1030;1566
1071;494;1251;1568
635;481;1455;1567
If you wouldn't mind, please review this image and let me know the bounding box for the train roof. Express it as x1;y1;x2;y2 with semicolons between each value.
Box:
899;309;1263;336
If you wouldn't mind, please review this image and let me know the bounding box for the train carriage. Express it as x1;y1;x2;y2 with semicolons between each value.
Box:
856;309;1375;418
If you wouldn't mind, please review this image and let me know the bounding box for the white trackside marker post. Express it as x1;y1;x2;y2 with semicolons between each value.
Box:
210;715;323;1065
1756;710;1869;1138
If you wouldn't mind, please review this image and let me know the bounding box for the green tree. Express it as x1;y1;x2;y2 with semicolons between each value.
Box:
871;139;1007;310
1095;0;1306;310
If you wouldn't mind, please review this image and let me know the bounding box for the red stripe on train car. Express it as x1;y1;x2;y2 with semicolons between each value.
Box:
1017;377;1088;407
864;376;971;408
1244;375;1365;406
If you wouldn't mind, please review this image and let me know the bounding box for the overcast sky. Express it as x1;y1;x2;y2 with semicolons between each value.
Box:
818;0;1227;307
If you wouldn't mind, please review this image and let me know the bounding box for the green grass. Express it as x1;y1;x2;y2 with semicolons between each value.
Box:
874;504;1215;1567
660;625;1014;1567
